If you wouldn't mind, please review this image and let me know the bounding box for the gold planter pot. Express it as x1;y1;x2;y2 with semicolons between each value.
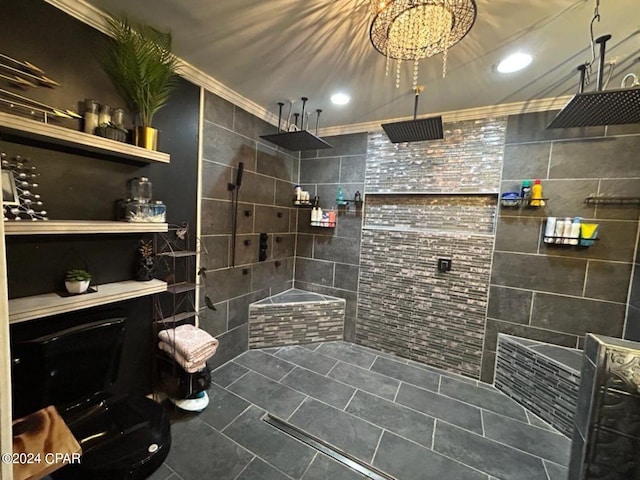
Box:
133;126;158;151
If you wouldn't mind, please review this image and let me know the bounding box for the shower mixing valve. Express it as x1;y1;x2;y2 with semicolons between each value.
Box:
437;258;452;273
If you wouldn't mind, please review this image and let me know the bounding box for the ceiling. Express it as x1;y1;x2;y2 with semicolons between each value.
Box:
82;0;640;130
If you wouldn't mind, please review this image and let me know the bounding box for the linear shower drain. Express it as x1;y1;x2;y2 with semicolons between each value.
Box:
262;413;394;480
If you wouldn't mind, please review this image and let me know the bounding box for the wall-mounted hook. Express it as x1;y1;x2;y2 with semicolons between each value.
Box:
275;261;282;267
277;211;283;218
244;210;252;217
242;268;250;275
275;236;282;243
244;239;251;246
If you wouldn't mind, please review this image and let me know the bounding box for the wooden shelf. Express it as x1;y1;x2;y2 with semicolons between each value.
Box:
155;311;197;325
157;250;197;258
9;279;167;324
166;282;197;294
0;111;170;164
4;220;168;235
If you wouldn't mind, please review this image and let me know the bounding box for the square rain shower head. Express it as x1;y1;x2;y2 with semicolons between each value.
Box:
381;116;444;143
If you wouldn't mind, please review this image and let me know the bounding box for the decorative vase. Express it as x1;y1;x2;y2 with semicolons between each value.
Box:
136;256;155;281
133;126;158;151
65;280;90;294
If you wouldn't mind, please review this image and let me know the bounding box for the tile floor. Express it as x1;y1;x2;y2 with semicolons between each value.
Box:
150;341;571;480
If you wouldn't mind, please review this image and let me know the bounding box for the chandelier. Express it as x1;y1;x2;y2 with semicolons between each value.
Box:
370;0;477;88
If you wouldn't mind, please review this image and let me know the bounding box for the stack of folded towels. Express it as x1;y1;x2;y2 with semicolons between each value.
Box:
158;324;219;373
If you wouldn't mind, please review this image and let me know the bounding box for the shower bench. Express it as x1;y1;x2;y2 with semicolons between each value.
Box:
494;333;583;437
248;288;345;349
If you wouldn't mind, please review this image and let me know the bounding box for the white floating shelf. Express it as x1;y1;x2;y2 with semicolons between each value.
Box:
9;279;167;324
0;112;170;164
4;220;168;235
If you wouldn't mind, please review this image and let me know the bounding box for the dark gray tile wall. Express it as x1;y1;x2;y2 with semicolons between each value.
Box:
495;334;581;437
200;91;298;368
487;110;640;381
296;133;367;342
248;298;345;348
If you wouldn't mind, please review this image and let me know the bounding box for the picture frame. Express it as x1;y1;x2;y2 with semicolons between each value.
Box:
2;169;19;206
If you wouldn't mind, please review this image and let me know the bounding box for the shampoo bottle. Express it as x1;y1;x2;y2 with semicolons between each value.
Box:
530;179;544;207
337;186;345;206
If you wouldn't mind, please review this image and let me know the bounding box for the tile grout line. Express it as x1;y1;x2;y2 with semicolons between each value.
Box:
231;456;257;480
299;452;318;480
542;458;552;480
343;389;359;412
219;403;254;433
286;395;309;422
369;428;386;466
367;354;378;370
431;419;437;450
480;409;485;437
437;375;442;394
392;381;401;403
224;369;252;390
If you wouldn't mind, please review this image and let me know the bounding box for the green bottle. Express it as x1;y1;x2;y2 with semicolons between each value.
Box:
337;186;345;205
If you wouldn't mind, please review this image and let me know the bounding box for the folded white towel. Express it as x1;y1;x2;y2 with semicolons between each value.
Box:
158;324;219;362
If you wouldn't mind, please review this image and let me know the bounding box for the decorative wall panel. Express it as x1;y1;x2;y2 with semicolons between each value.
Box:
569;334;640;480
357;228;493;378
365;118;506;194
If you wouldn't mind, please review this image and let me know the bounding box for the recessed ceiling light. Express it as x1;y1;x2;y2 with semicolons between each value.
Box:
331;93;350;105
497;53;533;73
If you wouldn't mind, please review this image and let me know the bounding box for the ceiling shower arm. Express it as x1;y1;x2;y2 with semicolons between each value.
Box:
577;65;587;94
300;97;308;130
413;86;424;120
277;102;284;133
595;34;612;91
315;109;322;135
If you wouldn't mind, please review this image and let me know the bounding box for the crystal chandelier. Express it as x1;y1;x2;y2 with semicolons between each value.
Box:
370;0;477;88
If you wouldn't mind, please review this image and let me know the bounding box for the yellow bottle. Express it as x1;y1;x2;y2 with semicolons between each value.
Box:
530;179;544;207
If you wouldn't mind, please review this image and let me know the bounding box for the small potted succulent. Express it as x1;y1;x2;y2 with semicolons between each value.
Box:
65;269;92;294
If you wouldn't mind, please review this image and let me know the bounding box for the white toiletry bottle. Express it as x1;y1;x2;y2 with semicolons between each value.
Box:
561;217;573;244
544;217;556;243
569;217;581;245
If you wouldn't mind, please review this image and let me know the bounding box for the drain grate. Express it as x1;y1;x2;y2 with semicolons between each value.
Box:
262;413;394;480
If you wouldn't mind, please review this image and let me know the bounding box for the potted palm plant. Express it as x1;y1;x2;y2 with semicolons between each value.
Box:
100;16;179;150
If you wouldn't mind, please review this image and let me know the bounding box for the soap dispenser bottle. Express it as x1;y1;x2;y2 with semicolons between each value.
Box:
337;186;345;206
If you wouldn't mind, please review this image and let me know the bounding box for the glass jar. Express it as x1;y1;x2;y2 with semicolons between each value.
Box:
112;108;125;129
125;201;153;222
151;200;166;223
84;99;99;134
127;177;152;203
98;104;111;125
